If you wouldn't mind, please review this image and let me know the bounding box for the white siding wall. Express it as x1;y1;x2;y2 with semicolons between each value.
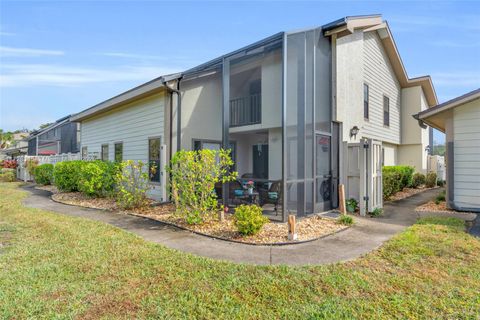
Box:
80;92;166;200
362;31;401;145
81;92;166;160
453;99;480;208
336;30;401;146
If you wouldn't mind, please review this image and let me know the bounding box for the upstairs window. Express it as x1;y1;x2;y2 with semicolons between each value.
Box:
114;142;123;162
101;144;109;161
149;138;161;183
363;84;369;120
383;96;390;127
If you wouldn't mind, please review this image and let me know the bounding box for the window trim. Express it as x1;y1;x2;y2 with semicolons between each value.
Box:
363;83;369;120
192;138;237;169
148;136;162;184
383;95;390;127
114;141;123;162
101;144;109;161
81;146;88;160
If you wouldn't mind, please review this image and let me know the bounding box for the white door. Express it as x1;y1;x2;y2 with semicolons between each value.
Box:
369;139;383;212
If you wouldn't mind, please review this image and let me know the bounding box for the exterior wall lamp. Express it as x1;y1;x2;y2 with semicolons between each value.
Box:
350;126;359;139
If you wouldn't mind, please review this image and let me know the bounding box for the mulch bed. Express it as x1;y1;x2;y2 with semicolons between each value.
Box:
387;185;436;202
415;200;460;214
50;191;348;244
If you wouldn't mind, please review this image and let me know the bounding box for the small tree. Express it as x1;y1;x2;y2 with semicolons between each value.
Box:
115;160;150;209
167;149;237;224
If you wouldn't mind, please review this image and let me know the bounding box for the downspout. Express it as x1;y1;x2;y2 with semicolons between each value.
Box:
163;78;182;156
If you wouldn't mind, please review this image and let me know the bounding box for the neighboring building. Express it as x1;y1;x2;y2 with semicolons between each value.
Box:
0;132;29;160
72;14;437;220
415;88;480;212
28;115;80;156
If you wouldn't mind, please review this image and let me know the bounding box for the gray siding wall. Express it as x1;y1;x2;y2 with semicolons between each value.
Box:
362;31;401;145
453;99;480;208
80;92;166;162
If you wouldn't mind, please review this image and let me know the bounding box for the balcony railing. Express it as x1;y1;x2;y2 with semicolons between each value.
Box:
230;94;261;127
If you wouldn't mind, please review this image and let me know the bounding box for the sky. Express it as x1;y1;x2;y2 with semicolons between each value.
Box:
0;1;479;144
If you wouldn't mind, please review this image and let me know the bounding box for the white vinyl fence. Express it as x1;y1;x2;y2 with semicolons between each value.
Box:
427;155;446;182
16;153;85;182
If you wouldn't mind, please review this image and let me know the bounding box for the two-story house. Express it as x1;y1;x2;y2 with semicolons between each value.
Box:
71;14;437;221
28;115;80;156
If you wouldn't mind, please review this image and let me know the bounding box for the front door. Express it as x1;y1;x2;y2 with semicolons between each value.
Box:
315;134;332;212
252;144;268;179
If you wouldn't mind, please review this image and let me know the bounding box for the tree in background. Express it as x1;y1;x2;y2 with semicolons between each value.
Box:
0;129;14;149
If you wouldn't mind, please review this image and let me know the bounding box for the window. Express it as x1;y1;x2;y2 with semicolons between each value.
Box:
364;84;369;120
101;144;109;161
383;96;390;126
193;139;236;170
149;138;161;183
81;146;88;159
114;142;123;162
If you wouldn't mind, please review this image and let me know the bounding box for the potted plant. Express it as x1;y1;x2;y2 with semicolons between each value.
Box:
346;198;358;213
246;180;254;195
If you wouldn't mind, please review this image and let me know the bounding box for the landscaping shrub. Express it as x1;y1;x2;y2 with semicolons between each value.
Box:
25;158;39;176
338;214;354;225
382;166;415;200
435;190;446;205
167;149;237;224
383;170;402;200
78;160;119;197
0;168;16;182
411;172;426;188
437;179;445;187
53;160;85;192
33;164;54;185
346;198;358;213
115;160;150;209
426;172;437;188
369;207;383;217
2;159;17;169
234;204;269;236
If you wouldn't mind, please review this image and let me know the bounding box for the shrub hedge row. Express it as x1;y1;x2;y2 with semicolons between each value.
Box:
382;165;415;200
33;164;54;185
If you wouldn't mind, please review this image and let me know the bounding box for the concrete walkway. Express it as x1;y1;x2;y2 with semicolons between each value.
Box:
21;186;476;266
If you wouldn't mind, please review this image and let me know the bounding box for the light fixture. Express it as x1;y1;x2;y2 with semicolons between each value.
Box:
350;126;359;139
425;145;431;153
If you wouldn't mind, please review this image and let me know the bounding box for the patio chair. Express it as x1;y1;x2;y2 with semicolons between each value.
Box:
259;181;282;215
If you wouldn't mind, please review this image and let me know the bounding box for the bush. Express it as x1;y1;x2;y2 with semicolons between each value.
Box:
383;170;402;200
369;207;383;217
78;161;119;197
411;172;426;188
426;172;437;188
33;164;54;185
0;168;16;182
234;205;269;236
167;149;237;224
382;166;415;200
338;214;354;225
25;158;39;176
115;160;150;209
346;198;358;213
2;159;17;169
437;180;445;187
435;190;446;205
53;160;85;192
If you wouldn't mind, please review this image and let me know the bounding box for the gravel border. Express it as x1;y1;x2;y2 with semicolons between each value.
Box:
49;193;350;246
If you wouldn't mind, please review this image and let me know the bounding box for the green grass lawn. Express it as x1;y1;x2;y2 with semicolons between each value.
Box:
1;183;479;319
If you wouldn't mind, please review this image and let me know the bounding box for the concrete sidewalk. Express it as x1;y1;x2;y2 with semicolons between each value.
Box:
21;186;476;265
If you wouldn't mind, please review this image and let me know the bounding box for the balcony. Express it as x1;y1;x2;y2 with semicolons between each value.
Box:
230;94;261;127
